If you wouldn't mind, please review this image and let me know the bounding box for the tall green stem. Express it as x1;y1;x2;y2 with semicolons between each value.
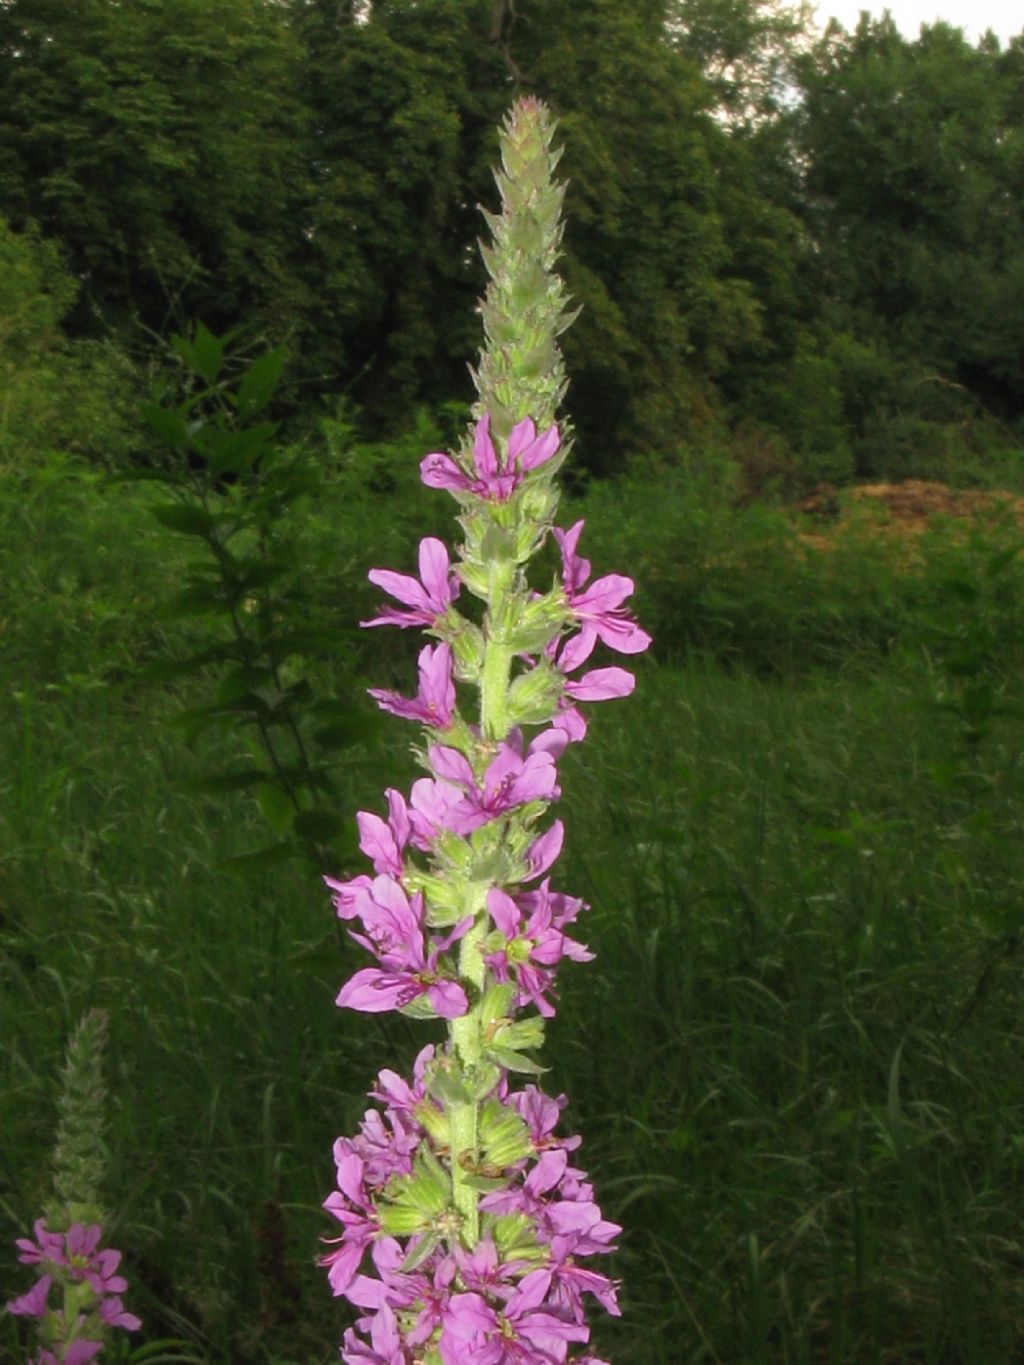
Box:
449;917;487;1242
445;97;571;1254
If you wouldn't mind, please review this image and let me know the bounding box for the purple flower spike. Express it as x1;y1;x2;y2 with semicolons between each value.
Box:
368;642;456;729
554;521;652;655
322;102;646;1365
362;538;460;630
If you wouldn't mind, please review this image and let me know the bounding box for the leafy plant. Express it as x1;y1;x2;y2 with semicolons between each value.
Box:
133;323;369;870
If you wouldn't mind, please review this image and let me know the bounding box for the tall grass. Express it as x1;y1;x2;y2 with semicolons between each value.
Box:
3;456;1024;1363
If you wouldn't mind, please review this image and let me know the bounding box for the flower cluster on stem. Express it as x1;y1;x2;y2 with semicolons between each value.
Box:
322;97;649;1364
7;1222;141;1365
6;1011;140;1363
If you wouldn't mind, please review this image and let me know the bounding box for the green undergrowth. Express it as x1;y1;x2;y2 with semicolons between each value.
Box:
3;455;1024;1363
567;452;1024;675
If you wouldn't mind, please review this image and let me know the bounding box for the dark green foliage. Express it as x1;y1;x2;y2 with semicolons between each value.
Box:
2;0;1021;482
0;0;310;341
136;325;370;869
569;456;1024;674
792;17;1024;472
0;215;139;467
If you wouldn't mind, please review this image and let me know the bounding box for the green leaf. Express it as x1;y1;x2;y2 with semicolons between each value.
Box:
427;1067;472;1107
141;403;190;449
220;842;295;874
463;1173;511;1193
200;422;280;477
256;783;295;835
292;808;348;846
235;346;286;419
486;1046;548;1076
172;321;224;385
399;1231;441;1275
151;503;218;537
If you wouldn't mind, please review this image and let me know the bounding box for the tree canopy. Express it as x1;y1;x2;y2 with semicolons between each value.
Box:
0;0;1020;479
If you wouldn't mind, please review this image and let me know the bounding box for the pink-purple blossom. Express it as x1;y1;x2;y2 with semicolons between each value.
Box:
485;886;593;1018
554;521;651;655
421;414;560;503
8;1220;141;1360
427;737;560;835
368;642;456;729
362;538;460;630
336;877;471;1018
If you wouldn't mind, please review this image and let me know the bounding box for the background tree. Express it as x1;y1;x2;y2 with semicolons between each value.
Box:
0;0;309;344
793;16;1024;473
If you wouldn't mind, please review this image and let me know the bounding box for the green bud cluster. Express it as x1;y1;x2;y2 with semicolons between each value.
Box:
45;1009;109;1231
472;97;577;448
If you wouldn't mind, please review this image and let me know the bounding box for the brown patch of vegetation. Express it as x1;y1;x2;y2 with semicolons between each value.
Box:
794;480;1024;557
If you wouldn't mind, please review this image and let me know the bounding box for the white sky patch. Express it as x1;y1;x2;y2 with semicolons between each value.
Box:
810;0;1022;44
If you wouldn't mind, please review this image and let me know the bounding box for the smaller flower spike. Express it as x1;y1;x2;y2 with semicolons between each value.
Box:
362;538;460;629
8;1221;141;1361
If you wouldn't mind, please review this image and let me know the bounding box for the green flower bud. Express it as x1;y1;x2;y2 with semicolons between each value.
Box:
479;1099;532;1168
45;1009;109;1230
473;100;575;446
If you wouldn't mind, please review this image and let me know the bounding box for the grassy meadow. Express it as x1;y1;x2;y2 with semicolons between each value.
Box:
3;448;1024;1364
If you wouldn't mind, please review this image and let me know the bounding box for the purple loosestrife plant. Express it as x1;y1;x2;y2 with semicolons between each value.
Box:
322;98;650;1365
6;1012;141;1364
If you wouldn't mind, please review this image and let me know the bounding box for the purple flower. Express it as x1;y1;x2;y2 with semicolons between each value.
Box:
440;1268;589;1364
10;1220;141;1360
322;1151;380;1297
6;1273;52;1318
546;1235;621;1320
337;877;471;1018
99;1294;144;1331
453;1237;523;1303
524;821;564;881
362;538;460;630
486;887;593;1018
340;1302;409;1364
554;522;651;655
368;643;456;729
345;1102;421;1188
356;789;413;879
15;1219;70;1268
48;1344;104;1365
510;1085;581;1155
370;1044;435;1117
421;414;560;502
556;630;635;698
407;775;466;847
324;871;375;921
479;1147;572;1228
347;1238;455;1347
428;736;559;835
